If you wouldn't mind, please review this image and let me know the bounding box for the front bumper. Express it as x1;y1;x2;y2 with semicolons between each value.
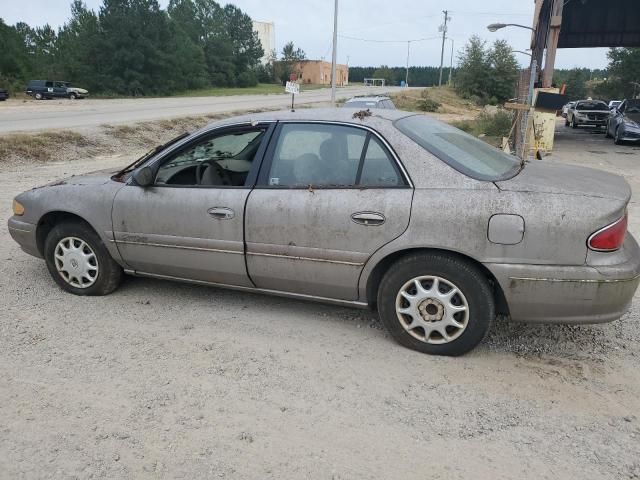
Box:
7;217;41;258
486;235;640;324
575;117;608;127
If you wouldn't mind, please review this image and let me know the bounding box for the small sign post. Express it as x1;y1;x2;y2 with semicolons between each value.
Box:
285;80;299;112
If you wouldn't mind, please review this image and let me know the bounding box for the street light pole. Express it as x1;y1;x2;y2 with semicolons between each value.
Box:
330;0;339;106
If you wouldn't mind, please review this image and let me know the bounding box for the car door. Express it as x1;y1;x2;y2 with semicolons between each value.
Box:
610;101;626;135
244;121;413;301
53;82;68;97
111;122;274;286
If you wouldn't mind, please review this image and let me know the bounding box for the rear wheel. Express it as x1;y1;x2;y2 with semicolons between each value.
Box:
34;92;43;100
377;253;494;356
44;221;123;296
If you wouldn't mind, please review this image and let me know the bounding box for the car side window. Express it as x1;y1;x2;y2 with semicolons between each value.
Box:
266;123;405;188
619;102;626;113
155;128;266;187
359;136;402;186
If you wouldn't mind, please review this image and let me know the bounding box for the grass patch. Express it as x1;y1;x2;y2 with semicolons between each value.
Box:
450;110;514;147
172;83;326;98
391;86;477;114
0;131;95;162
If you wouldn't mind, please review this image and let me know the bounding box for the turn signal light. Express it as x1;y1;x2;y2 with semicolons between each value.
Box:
12;199;25;216
588;213;627;252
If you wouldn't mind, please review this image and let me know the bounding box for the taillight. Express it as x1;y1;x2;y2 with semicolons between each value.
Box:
588;213;627;252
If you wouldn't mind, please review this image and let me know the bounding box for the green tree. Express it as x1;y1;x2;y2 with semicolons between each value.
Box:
275;41;306;83
599;48;640;99
487;39;519;103
455;35;491;102
0;19;31;91
563;68;589;100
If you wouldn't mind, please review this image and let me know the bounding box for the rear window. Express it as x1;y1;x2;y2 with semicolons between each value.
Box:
394;115;520;181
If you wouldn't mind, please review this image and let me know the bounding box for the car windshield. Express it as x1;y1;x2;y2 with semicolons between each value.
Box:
394;115;520;181
576;101;608;111
626;101;640;114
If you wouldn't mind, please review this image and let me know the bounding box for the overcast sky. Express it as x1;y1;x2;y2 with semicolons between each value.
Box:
1;0;609;70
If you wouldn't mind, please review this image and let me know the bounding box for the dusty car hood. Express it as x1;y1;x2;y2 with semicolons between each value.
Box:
44;169;117;187
496;161;630;202
68;87;88;94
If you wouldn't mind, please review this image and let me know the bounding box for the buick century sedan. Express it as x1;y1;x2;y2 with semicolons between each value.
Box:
8;108;640;355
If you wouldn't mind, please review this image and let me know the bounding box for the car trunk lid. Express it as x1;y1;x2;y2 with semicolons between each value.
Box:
496;161;631;203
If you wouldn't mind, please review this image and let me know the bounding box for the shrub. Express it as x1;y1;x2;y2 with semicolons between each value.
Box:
417;90;441;112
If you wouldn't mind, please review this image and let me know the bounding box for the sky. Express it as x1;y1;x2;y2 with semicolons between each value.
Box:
0;0;610;70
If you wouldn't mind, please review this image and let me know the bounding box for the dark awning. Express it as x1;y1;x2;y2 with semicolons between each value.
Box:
558;0;640;48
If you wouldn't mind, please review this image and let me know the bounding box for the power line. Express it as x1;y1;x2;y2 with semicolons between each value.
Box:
338;34;440;44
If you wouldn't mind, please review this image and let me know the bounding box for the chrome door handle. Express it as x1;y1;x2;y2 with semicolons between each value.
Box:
351;212;385;226
208;207;235;220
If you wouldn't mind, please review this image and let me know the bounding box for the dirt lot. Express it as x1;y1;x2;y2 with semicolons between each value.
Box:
1;119;640;479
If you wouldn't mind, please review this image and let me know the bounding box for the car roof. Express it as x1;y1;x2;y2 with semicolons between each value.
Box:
203;107;413;131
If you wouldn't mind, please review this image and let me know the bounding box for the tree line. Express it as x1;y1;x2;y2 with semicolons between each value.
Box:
0;0;264;96
348;66;450;87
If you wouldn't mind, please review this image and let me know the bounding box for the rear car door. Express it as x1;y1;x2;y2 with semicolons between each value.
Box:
244;121;413;301
111;123;273;286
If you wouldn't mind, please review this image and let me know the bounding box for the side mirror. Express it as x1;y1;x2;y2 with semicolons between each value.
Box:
132;166;154;187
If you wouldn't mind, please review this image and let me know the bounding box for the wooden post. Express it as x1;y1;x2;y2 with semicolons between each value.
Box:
542;0;564;88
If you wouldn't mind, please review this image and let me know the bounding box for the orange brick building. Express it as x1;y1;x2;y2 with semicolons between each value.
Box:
290;60;349;86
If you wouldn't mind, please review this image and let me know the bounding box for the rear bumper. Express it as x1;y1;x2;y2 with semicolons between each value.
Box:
7;217;41;258
486;236;640;324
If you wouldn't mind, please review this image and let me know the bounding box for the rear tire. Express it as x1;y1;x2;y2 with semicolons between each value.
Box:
34;92;43;100
44;221;123;296
377;252;494;356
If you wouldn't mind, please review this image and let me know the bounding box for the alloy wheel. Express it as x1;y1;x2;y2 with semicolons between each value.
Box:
54;237;99;288
395;276;469;344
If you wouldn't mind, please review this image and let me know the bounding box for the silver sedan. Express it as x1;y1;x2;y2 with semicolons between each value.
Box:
8;108;640;355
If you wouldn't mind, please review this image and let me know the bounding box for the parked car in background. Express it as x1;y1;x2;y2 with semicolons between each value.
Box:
561;101;575;118
566;100;610;128
0;88;8;101
606;99;640;145
609;100;622;110
8;108;640;356
343;96;396;109
26;80;89;100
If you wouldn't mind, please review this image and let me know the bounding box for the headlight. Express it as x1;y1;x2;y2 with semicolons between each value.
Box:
12;199;25;216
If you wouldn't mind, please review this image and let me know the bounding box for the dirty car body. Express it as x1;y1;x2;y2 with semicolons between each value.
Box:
8;108;640;356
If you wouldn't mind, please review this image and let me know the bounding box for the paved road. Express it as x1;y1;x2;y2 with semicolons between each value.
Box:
0;86;407;134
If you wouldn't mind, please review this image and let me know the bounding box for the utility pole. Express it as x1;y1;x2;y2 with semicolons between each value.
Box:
330;0;339;106
448;38;454;85
405;41;411;87
438;10;449;86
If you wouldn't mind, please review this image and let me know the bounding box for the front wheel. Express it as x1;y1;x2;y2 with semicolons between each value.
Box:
69;92;77;99
570;116;577;129
34;92;43;100
377;253;494;356
605;122;612;138
44;221;123;296
614;127;625;145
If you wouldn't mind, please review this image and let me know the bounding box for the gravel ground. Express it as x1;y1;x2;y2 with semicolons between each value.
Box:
1;120;640;479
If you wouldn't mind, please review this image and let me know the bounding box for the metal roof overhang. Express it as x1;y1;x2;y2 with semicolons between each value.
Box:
557;0;640;48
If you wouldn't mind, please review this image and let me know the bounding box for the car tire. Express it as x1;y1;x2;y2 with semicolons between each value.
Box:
34;92;43;100
69;93;77;100
377;252;494;356
605;122;612;138
614;127;624;145
565;117;570;127
44;221;123;296
571;117;577;129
